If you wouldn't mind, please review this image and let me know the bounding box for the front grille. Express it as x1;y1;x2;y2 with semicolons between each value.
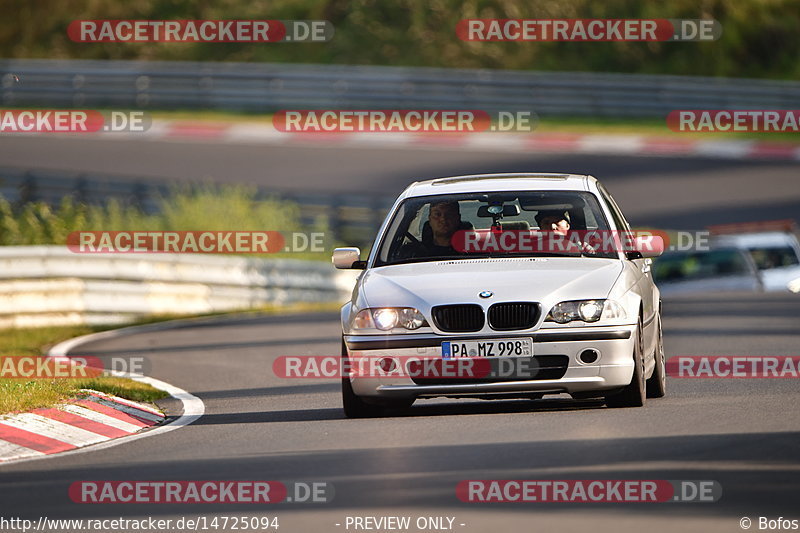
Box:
488;302;540;331
409;355;569;385
432;304;484;332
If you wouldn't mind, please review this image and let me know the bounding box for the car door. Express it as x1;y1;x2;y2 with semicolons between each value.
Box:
598;184;658;365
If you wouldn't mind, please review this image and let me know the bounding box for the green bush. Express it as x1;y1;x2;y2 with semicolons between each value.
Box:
0;185;329;260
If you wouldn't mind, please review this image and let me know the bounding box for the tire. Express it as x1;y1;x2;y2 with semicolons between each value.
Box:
379;396;415;409
605;316;646;408
646;312;667;398
341;338;384;418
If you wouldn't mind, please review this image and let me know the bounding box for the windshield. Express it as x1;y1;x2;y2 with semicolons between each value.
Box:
653;249;753;282
373;190;616;266
746;246;800;270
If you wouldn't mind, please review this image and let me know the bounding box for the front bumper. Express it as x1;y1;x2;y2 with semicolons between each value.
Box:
343;326;636;399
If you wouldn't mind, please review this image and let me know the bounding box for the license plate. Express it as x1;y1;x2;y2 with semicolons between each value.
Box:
442;338;533;359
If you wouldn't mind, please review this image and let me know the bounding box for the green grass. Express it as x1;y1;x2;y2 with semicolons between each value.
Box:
0;323;168;414
0;302;342;415
0;374;167;415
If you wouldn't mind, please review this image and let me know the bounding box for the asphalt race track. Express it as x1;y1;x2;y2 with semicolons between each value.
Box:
0;136;799;532
2;134;800;229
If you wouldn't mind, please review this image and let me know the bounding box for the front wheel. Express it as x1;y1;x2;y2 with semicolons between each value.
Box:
605;317;646;408
341;338;384;418
646;313;666;398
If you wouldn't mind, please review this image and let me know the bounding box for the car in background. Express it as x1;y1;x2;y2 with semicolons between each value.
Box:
333;173;665;417
712;230;800;292
652;247;762;296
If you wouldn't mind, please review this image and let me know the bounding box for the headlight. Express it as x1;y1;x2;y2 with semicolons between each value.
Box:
398;308;426;329
353;308;428;331
546;299;626;324
373;308;398;330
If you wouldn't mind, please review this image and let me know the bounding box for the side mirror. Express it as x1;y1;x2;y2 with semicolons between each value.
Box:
332;247;366;269
788;277;800;294
626;234;664;260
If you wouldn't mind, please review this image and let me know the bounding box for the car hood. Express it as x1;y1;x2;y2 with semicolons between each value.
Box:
360;257;623;309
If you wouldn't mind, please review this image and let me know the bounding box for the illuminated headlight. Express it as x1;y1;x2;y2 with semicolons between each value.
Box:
373;308;398;330
546;299;626;324
353;308;428;331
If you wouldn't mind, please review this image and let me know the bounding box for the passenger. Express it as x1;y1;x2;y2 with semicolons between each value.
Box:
535;211;595;254
535;212;571;236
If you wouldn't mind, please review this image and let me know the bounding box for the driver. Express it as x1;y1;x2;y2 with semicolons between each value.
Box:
426;201;462;253
396;201;467;259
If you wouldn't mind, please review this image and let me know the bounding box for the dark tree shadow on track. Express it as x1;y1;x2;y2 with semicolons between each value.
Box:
191;383;340;400
2;431;799;520
190;398;608;426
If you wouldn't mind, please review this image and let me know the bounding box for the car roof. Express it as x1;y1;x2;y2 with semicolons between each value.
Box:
714;231;800;250
399;173;595;199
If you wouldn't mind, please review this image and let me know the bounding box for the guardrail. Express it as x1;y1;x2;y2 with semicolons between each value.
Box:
0;246;358;328
2;59;799;117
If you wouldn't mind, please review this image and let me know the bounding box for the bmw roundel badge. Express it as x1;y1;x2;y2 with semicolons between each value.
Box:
479;290;493;299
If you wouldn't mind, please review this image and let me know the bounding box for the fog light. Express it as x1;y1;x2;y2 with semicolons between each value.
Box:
579;349;600;364
379;357;397;373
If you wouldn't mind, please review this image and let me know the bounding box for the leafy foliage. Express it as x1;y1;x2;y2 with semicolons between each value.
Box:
0;185;326;259
1;0;798;78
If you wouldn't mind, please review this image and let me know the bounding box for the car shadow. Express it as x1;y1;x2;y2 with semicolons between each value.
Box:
190;397;607;426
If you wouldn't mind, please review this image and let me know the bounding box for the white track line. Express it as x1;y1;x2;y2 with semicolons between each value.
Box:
0;321;205;466
83;396;163;423
85;391;164;417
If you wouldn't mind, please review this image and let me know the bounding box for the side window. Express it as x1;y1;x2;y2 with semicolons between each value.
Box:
598;184;630;232
379;201;416;263
582;202;600;230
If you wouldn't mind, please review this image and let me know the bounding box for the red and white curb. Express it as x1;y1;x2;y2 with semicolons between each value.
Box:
0;390;164;463
0;321;205;466
149;121;800;161
7;119;800;160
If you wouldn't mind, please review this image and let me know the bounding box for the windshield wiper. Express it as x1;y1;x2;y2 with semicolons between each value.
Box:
381;255;478;266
